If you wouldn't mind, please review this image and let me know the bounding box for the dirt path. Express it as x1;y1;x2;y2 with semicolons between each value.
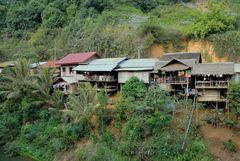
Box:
201;124;240;161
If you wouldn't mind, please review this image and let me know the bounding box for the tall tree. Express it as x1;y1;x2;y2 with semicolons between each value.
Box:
0;59;32;100
62;83;98;123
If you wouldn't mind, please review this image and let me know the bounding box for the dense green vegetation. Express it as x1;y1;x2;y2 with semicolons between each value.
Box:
0;0;240;61
1;0;240;160
0;61;214;161
229;82;240;118
76;77;214;161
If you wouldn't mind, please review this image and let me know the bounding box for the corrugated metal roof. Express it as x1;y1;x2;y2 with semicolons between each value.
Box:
154;59;196;71
116;67;154;71
40;60;60;68
119;59;158;68
234;64;240;73
160;52;202;63
90;57;127;65
54;76;78;84
116;59;158;71
56;52;100;65
154;61;168;70
192;63;234;75
74;64;118;72
161;64;190;71
0;61;15;68
73;57;127;72
30;62;47;68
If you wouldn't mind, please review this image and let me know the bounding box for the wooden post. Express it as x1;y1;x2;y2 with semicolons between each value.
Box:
182;94;197;150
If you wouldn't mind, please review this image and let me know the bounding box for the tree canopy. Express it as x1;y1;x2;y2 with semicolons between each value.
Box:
0;0;240;61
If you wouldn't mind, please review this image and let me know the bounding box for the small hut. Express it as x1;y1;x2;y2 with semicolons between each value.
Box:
53;77;78;94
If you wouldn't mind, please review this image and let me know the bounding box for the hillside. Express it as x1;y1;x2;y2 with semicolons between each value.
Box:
0;0;240;62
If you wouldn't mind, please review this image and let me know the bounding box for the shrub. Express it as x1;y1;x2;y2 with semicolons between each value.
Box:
3;140;20;157
83;0;114;13
177;140;214;161
229;82;240;117
127;0;159;13
223;139;237;152
77;143;127;161
224;119;237;128
146;111;172;134
122;76;147;100
95;107;112;129
122;118;144;142
208;31;240;60
21;124;38;142
0;112;21;143
188;1;236;38
102;129;114;147
115;99;135;121
190;140;207;153
144;85;174;112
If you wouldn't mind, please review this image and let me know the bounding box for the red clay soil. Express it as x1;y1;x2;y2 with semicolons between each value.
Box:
201;124;240;161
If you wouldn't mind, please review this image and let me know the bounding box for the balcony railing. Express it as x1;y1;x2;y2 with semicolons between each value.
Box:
77;74;116;82
164;77;188;84
195;81;228;88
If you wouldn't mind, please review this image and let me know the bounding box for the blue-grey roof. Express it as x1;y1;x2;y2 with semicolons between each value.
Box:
30;62;47;68
116;67;154;71
73;57;127;72
54;76;78;84
116;59;158;71
192;63;235;75
160;52;202;63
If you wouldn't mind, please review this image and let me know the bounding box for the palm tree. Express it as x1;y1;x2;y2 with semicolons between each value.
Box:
32;68;62;107
62;83;98;123
33;68;54;98
0;59;33;100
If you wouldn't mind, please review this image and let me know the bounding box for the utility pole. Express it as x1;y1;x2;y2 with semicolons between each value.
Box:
182;94;197;150
137;47;141;59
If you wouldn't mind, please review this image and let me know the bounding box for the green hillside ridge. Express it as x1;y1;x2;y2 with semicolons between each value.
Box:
0;0;240;62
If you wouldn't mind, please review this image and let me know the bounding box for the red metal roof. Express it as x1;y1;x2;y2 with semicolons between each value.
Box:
40;60;60;68
56;52;100;65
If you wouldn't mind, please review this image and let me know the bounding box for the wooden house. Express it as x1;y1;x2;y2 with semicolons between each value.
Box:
53;52;100;93
53;77;78;94
115;59;158;85
73;57;127;92
192;63;234;109
154;52;234;109
233;64;240;82
56;52;100;77
154;52;201;95
154;58;196;94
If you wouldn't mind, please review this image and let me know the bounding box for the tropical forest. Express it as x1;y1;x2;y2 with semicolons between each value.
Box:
0;0;240;161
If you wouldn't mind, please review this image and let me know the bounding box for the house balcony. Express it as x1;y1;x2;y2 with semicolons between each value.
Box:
76;74;117;82
158;77;189;84
195;81;228;89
